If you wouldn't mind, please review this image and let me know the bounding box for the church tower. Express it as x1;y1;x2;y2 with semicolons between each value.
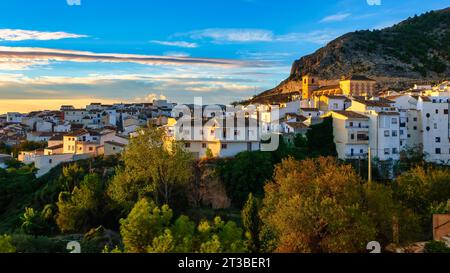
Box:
302;74;320;100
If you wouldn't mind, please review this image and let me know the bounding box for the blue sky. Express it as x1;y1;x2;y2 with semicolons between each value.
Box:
0;0;449;112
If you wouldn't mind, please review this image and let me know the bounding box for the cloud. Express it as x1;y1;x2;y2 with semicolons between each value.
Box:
150;40;198;48
276;30;342;45
0;29;87;41
164;51;191;57
320;13;351;23
0;46;252;70
176;28;340;45
138;93;167;102
178;28;274;43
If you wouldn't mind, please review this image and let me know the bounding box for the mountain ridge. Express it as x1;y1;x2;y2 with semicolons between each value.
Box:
252;7;450;102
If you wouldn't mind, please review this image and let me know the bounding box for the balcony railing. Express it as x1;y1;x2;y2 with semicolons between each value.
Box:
345;153;368;157
346;125;369;129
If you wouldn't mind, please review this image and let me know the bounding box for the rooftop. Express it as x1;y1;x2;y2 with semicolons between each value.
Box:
104;141;127;148
332;111;369;119
286;122;309;129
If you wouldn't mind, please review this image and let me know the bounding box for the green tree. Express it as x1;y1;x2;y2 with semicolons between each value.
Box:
119;200;246;253
60;163;85;192
260;157;376;253
21;208;44;235
393;166;450;239
56;174;104;233
242;193;261;252
364;183;421;245
217;151;273;206
306;117;337;157
108;127;193;207
120;198;172;253
0;235;15;253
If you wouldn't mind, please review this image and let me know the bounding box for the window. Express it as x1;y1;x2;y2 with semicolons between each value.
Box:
221;144;228;149
89;147;94;151
392;130;398;137
384;130;390;137
384;148;390;155
349;122;354;127
434;123;438;129
426;113;430;118
445;109;449;115
49;159;52;164
413;117;418;122
426;127;431;132
350;134;355;140
436;148;441;154
202;143;207;148
436;109;439;114
413;126;417;130
392;118;398;124
436;137;441;143
393;148;398;154
185;143;191;148
360;149;364;154
400;130;404;136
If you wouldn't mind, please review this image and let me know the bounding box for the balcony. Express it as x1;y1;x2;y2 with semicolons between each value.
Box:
348;134;369;144
345;153;368;158
346;125;369;129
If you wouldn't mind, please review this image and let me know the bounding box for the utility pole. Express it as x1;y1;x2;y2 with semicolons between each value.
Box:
368;148;372;184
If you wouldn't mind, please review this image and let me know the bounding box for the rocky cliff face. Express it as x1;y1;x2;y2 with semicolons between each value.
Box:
255;7;450;100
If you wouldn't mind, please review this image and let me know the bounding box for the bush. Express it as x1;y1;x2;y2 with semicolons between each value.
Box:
0;234;16;253
10;234;65;253
424;241;450;253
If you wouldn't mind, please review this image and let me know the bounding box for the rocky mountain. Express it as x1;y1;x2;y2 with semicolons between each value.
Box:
253;7;450;102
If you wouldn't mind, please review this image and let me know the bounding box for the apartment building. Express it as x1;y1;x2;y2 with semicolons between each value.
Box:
174;116;261;159
417;96;450;164
325;111;370;160
347;99;401;161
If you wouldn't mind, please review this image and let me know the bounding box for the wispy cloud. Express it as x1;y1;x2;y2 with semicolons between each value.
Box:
320;13;351;23
0;46;252;70
276;30;343;44
0;29;87;41
150;40;198;48
176;28;340;45
178;28;274;43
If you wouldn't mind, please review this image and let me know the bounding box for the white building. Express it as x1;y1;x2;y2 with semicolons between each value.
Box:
347;99;401;161
417;96;450;164
174;116;261;159
26;132;54;142
6;112;24;123
325;111;370;160
35;120;53;133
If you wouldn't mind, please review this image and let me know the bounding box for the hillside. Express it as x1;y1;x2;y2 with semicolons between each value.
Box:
253;7;450;102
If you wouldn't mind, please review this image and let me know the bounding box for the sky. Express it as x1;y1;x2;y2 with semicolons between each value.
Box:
0;0;449;113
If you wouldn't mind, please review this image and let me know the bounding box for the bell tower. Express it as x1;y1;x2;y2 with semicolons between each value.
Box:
302;74;319;100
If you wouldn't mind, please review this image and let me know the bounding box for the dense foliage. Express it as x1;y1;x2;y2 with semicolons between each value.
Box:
119;198;246;253
0;124;449;253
